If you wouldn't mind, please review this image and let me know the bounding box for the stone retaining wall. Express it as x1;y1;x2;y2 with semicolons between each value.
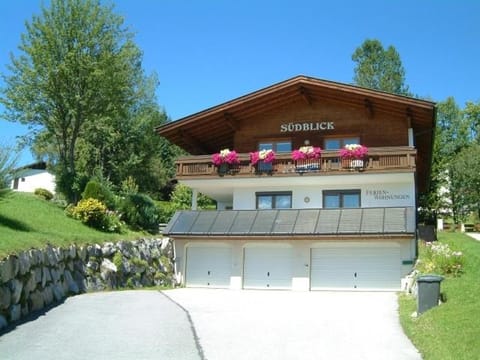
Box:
0;238;175;330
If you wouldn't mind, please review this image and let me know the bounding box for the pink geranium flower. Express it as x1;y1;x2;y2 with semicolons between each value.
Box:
339;144;368;160
212;149;240;165
291;146;322;160
250;149;276;165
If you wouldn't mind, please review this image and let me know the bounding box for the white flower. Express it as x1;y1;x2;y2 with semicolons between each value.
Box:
220;149;231;157
345;144;361;150
258;149;273;159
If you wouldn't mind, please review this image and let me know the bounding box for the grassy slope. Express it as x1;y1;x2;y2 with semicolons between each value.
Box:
399;232;480;360
0;192;143;258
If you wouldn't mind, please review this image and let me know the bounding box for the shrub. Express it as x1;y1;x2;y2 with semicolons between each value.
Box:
34;188;54;201
416;241;464;277
103;210;124;233
82;180;116;209
64;203;76;218
70;198;107;229
120;176;139;196
157;201;176;223
69;198;122;233
120;193;159;233
51;193;68;208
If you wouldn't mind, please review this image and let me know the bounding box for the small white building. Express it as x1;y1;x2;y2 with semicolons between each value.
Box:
10;162;56;194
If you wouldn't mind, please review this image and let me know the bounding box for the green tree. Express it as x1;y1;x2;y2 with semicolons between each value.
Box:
0;145;17;198
352;39;410;95
432;98;472;222
75;99;171;197
170;184;215;210
449;144;480;222
436;98;470;161
1;0;157;203
463;101;480;142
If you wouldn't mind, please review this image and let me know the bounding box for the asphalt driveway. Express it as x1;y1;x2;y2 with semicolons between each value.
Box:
0;289;421;360
0;290;200;360
165;289;421;360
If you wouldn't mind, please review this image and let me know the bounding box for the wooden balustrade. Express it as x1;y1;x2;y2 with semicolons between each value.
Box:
175;147;416;178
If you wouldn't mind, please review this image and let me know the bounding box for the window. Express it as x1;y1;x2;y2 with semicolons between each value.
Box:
323;190;360;208
258;140;292;153
256;191;292;209
324;137;360;150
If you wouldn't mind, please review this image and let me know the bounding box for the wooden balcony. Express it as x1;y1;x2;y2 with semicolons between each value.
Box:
175;147;416;179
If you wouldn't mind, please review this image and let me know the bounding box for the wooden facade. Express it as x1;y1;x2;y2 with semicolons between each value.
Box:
157;75;437;291
156;76;436;193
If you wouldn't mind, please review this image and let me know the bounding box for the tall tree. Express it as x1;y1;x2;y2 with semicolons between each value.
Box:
449;144;480;222
352;39;410;95
435;98;470;161
73;77;172;197
463;101;480;142
430;97;473;223
1;0;157;202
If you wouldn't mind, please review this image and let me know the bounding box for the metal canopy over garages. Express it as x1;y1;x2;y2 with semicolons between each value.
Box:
163;207;415;237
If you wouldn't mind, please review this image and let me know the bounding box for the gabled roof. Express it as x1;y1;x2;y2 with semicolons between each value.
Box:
13;161;50;178
156;75;436;155
164;207;415;237
15;161;47;171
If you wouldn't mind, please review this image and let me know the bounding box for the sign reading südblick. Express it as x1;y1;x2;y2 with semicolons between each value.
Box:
280;122;335;132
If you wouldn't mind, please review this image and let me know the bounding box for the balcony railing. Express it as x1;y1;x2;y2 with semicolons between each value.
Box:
175;147;416;178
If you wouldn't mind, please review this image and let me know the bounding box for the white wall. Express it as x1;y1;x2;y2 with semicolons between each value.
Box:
362;184;415;208
233;182;415;210
174;238;415;291
11;170;56;194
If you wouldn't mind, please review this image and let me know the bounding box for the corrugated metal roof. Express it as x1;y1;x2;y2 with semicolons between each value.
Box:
163;207;415;236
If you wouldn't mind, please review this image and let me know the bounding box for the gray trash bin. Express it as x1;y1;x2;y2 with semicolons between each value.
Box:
417;275;444;314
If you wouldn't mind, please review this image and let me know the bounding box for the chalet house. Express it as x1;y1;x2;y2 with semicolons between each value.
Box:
156;76;436;291
10;161;56;194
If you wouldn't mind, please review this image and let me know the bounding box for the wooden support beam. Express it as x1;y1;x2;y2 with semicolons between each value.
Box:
224;112;239;131
179;129;212;153
364;98;374;119
299;86;313;105
405;107;413;127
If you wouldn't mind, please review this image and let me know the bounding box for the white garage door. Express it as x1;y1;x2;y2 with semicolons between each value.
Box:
185;245;232;288
243;246;292;290
310;242;401;291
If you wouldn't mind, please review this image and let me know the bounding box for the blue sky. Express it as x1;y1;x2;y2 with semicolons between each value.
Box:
1;0;479;166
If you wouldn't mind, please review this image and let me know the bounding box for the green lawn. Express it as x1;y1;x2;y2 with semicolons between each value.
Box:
399;232;480;360
0;192;144;258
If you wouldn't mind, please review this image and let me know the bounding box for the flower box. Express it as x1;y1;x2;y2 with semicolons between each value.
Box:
339;144;368;170
250;149;275;175
250;149;275;165
339;144;368;160
291;146;321;161
212;149;240;176
292;146;321;173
